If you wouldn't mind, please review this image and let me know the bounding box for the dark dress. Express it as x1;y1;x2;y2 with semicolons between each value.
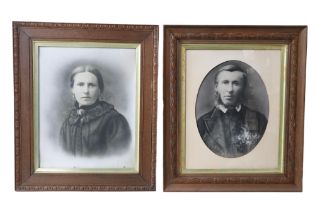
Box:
60;100;131;156
197;105;267;158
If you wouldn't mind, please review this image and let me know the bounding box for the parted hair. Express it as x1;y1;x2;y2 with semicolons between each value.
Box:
214;63;248;106
70;65;104;93
214;63;247;87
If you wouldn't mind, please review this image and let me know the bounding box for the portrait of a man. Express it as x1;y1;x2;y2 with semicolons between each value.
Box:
196;60;268;158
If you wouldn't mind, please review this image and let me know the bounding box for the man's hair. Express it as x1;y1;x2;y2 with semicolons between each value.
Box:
70;65;104;93
214;64;247;87
214;63;248;106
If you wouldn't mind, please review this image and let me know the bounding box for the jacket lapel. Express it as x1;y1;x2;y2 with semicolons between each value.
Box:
203;109;227;150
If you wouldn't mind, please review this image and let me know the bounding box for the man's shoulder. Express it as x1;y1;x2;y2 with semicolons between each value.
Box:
241;105;268;131
197;107;218;124
197;107;217;122
242;105;267;119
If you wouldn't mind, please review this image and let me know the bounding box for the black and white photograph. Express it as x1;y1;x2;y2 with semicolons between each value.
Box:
196;60;269;158
35;42;139;171
183;46;285;171
14;22;158;191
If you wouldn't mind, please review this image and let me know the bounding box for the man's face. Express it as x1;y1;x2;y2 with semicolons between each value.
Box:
215;70;245;107
72;72;101;107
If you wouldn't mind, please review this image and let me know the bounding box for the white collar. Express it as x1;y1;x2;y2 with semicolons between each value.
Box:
217;104;242;113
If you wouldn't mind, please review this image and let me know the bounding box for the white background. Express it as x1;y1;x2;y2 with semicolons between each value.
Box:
0;0;314;210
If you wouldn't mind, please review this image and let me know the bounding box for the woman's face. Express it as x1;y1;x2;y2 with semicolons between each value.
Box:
72;72;101;107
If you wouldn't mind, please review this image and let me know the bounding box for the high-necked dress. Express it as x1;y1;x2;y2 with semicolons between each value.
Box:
60;100;131;156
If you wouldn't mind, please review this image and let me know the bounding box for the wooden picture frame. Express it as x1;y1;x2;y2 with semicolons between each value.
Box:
163;25;307;192
13;21;158;191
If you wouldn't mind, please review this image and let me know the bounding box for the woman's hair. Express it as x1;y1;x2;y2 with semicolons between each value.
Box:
70;65;104;93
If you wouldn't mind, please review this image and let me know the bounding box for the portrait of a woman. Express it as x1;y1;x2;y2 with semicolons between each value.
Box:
60;65;131;156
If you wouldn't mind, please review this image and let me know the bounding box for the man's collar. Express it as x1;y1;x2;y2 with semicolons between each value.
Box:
217;104;242;113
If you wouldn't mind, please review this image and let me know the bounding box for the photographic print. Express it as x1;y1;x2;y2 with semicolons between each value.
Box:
35;42;138;171
164;25;307;192
14;22;158;191
196;60;269;158
184;47;282;172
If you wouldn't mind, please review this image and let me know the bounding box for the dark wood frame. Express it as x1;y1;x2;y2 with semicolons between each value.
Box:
13;21;158;191
163;25;307;192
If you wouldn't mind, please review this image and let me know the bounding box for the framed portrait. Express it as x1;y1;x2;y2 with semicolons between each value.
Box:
164;25;307;191
13;22;158;191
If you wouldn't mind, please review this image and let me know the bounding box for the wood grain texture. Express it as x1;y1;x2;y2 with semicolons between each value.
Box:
13;21;158;191
163;25;307;192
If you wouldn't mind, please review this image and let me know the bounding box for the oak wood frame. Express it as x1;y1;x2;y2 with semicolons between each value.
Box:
163;25;307;192
13;21;158;191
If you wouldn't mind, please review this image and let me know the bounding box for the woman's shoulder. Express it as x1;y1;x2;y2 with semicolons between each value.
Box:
95;101;130;123
98;100;114;110
98;101;126;120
